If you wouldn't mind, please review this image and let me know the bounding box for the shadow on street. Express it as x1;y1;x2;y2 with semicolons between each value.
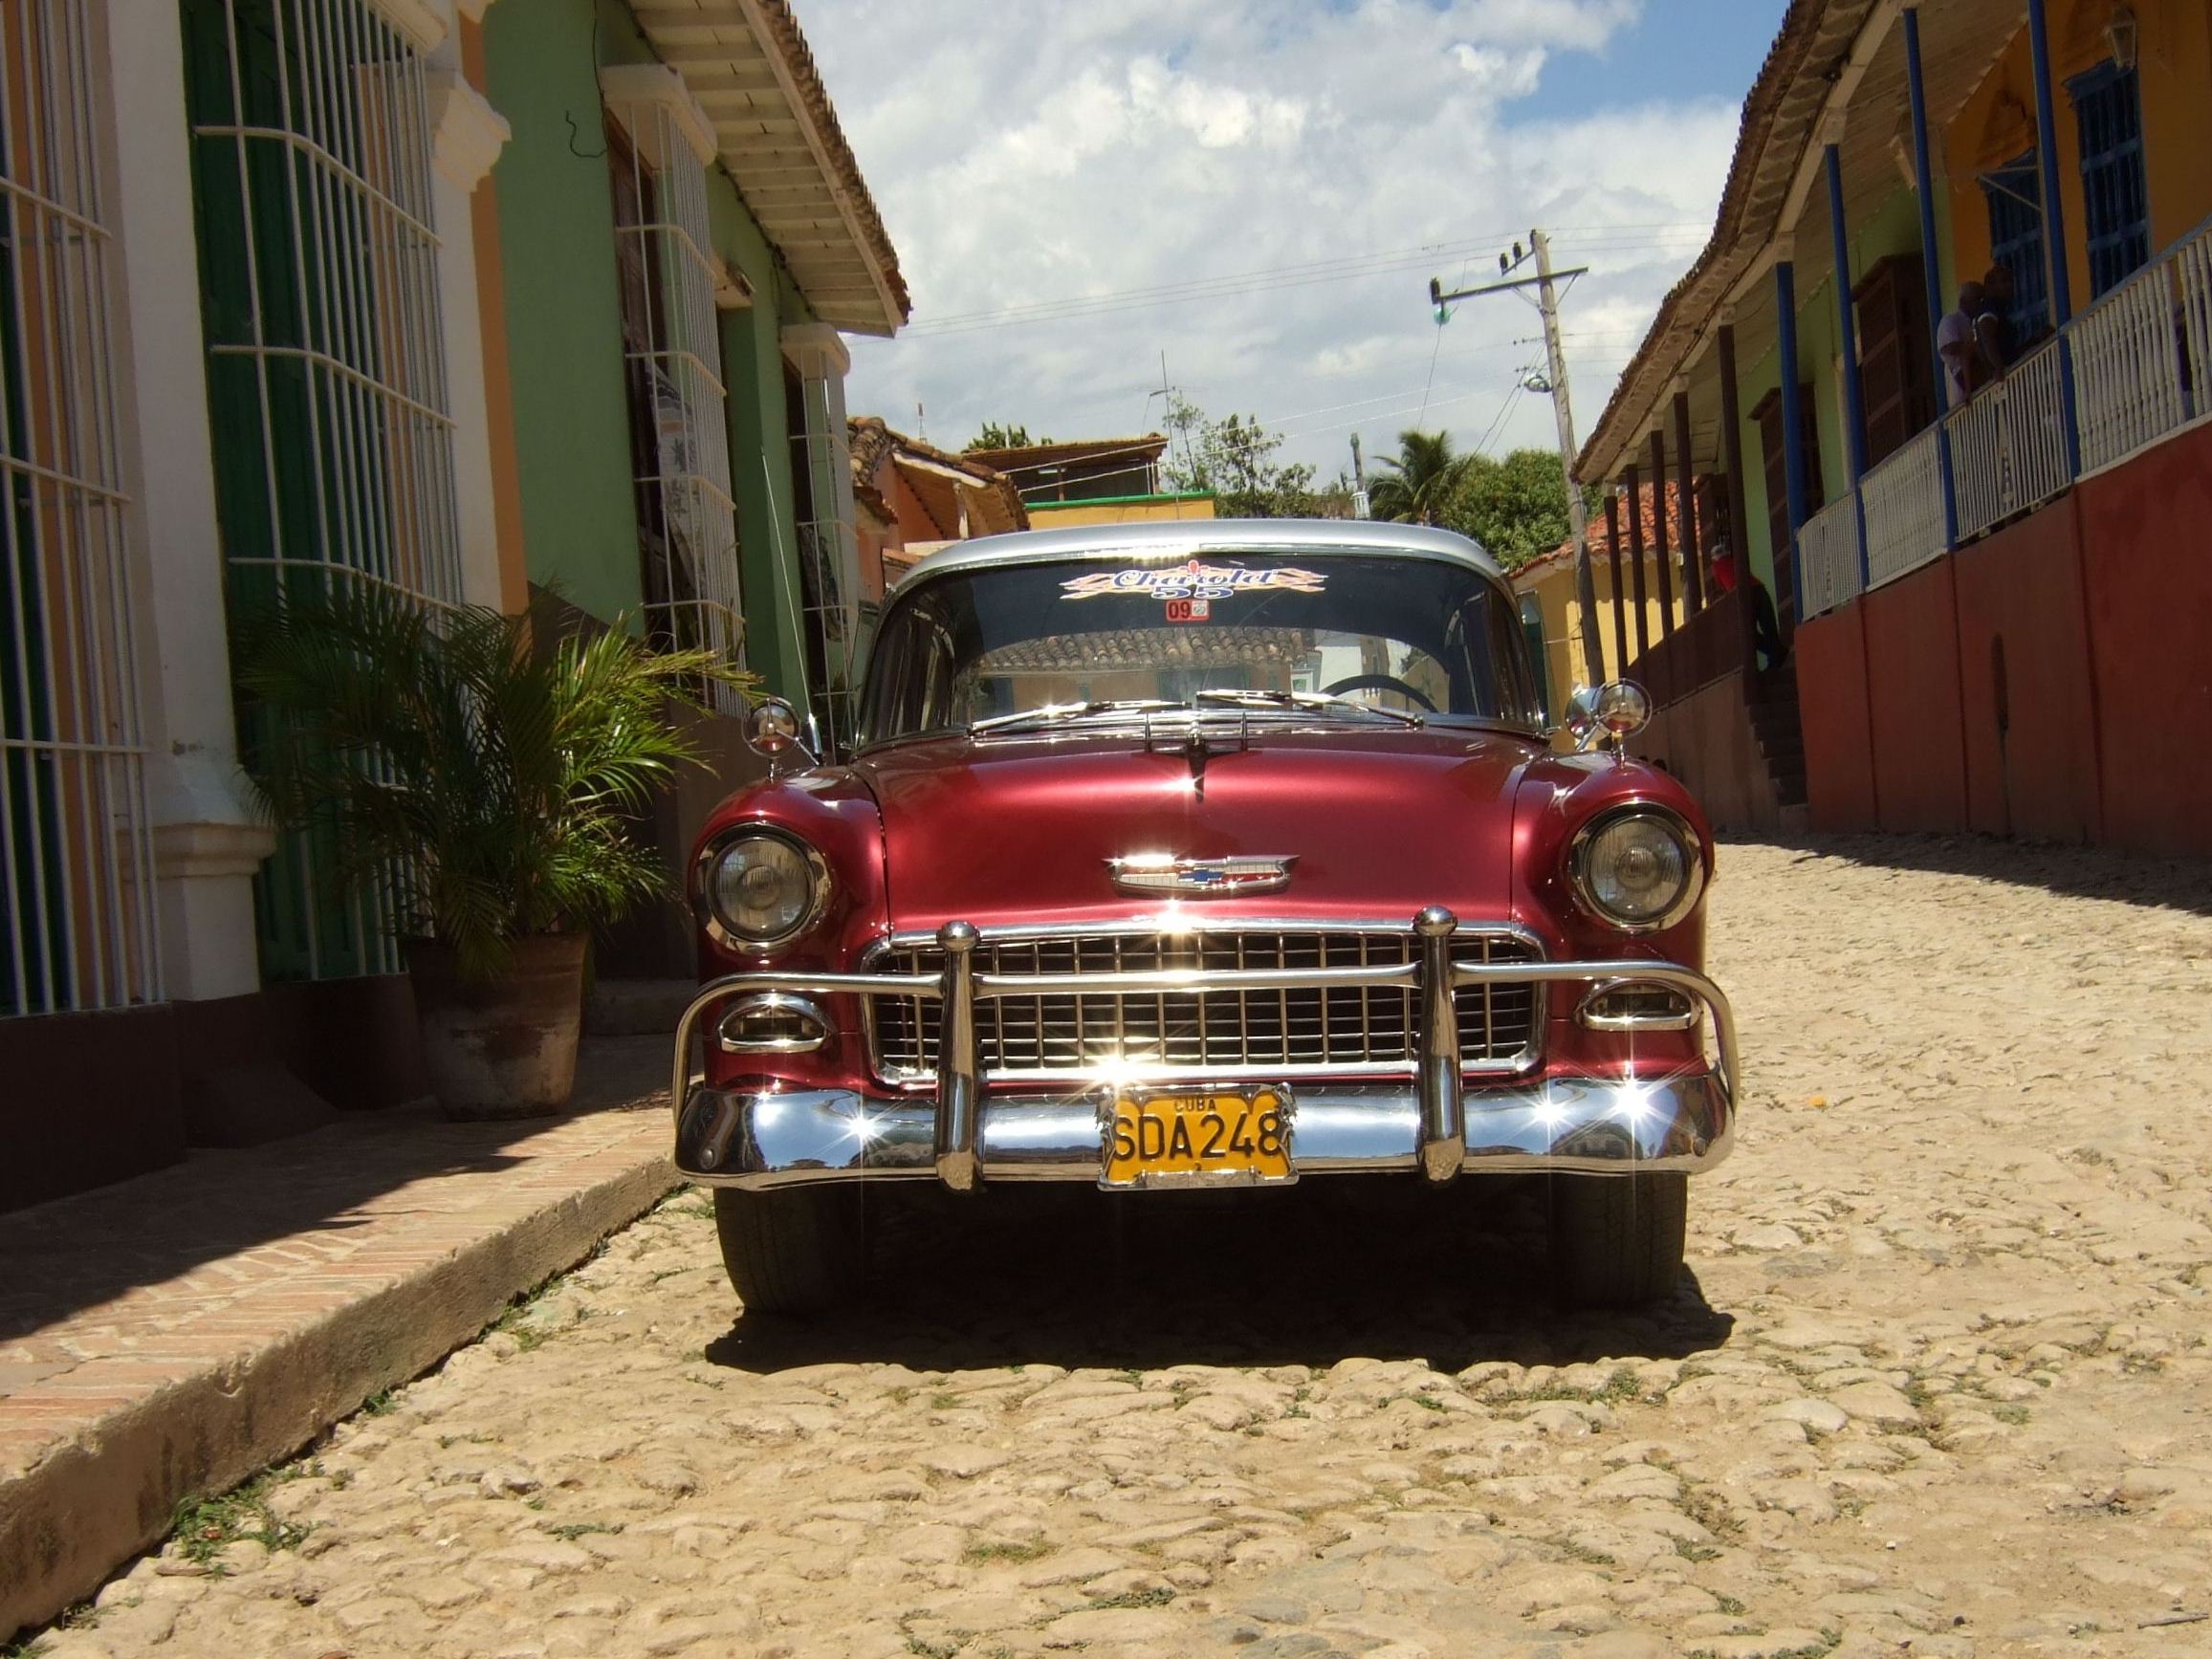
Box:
704;1176;1734;1376
1728;829;2212;919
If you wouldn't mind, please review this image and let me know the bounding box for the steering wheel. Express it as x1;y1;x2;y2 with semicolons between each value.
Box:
1322;672;1438;713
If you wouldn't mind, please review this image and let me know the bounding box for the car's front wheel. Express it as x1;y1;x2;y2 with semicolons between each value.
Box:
1546;1172;1688;1308
712;1186;864;1314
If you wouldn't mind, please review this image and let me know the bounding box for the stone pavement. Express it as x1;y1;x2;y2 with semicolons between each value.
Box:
0;1036;679;1639
16;836;2208;1659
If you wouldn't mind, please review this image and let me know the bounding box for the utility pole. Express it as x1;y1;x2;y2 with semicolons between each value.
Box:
1431;229;1608;687
1349;432;1369;518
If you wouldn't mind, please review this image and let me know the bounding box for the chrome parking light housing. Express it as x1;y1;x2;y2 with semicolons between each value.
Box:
716;993;832;1054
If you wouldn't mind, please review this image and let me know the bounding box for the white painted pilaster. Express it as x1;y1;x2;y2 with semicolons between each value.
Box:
424;53;511;611
100;0;272;1004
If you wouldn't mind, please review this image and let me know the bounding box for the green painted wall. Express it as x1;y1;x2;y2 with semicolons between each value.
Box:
484;0;822;681
1730;184;1947;592
709;172;813;707
484;0;640;625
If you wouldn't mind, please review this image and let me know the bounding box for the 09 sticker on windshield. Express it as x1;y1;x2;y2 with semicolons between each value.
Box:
1059;559;1327;602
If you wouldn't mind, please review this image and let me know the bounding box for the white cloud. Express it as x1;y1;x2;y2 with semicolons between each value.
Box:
798;0;1739;478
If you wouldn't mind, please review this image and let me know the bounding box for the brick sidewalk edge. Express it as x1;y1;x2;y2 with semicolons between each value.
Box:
0;1152;679;1640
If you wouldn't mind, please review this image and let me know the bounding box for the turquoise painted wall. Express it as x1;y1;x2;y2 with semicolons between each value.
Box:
484;0;640;625
485;0;818;684
1731;184;1946;591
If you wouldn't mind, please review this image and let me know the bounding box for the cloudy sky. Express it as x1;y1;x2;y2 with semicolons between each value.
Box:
805;0;1787;481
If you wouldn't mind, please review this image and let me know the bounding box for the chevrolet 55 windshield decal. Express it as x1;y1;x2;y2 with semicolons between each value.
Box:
1060;560;1326;601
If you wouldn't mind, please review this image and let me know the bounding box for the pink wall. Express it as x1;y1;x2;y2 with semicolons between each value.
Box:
1862;559;1969;835
1951;493;2102;842
1787;421;2210;857
2077;424;2212;857
1795;607;1876;832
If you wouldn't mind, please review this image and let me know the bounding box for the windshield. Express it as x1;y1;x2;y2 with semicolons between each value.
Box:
858;551;1543;745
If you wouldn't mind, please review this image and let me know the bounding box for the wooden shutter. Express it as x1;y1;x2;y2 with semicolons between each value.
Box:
1751;384;1821;631
1853;253;1936;467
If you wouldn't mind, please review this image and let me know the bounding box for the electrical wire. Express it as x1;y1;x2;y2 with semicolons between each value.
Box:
903;222;1709;337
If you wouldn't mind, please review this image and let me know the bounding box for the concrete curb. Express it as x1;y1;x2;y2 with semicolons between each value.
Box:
0;1152;679;1640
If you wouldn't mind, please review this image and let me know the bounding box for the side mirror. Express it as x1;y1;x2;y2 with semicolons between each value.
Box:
744;697;818;777
1564;680;1652;756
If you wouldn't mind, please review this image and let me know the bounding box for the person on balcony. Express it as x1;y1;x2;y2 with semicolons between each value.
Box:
1710;535;1784;673
1974;266;2019;383
1938;279;1985;404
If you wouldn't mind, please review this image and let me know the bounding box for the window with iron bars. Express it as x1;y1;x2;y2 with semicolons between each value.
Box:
2069;61;2151;302
182;0;463;982
0;0;160;1018
1982;153;2051;346
602;97;744;710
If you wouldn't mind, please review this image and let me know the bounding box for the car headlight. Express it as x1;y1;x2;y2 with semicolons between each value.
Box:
1569;807;1703;931
701;829;829;949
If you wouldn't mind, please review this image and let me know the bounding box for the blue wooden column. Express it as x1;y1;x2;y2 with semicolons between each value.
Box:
1904;5;1959;548
2026;0;2082;477
1826;142;1872;588
1775;258;1809;622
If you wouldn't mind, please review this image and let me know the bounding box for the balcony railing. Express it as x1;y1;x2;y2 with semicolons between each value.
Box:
1946;334;2070;542
1798;496;1863;619
1795;218;2212;622
1860;424;1945;589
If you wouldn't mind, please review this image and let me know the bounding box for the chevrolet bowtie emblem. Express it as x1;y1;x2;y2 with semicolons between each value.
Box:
1106;854;1298;897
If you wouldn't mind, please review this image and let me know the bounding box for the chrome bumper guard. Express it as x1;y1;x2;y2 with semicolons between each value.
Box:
671;909;1739;1191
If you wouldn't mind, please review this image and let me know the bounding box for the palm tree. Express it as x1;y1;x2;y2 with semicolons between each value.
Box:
240;587;754;980
1367;429;1475;526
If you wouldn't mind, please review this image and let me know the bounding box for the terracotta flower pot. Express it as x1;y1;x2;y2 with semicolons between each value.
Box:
406;933;587;1120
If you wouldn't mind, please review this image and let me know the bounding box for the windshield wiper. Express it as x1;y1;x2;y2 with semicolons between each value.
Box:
1192;687;1424;728
969;698;1186;735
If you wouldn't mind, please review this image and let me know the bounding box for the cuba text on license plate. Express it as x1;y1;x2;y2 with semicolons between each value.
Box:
1102;1088;1293;1189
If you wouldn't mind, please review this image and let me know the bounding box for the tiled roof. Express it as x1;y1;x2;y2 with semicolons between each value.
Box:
849;416;1027;535
1577;0;1876;479
631;0;909;335
963;435;1168;472
1515;481;1693;583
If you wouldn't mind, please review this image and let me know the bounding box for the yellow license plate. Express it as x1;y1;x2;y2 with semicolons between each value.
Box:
1101;1088;1295;1190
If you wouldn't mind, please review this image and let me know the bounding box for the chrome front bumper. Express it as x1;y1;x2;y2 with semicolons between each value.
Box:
670;910;1739;1192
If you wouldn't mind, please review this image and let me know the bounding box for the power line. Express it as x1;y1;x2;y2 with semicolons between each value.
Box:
903;223;1709;337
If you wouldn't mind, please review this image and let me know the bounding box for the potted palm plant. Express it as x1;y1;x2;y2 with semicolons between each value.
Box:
242;588;752;1119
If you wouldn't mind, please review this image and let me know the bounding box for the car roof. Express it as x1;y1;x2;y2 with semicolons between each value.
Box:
888;517;1503;596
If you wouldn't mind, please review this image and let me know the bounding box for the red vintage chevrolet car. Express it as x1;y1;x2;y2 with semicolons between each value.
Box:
670;521;1738;1311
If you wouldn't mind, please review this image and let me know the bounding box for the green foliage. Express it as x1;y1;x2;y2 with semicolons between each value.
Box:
1367;428;1475;526
1452;447;1571;571
966;421;1044;450
240;588;755;982
168;1469;315;1570
1160;395;1335;517
1368;432;1570;571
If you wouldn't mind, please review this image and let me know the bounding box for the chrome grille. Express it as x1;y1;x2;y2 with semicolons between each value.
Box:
865;928;1542;1084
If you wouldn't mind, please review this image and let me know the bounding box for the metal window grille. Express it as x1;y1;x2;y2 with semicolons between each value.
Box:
1982;154;2050;342
0;0;160;1017
604;99;744;711
790;373;859;737
2070;62;2151;301
183;0;463;981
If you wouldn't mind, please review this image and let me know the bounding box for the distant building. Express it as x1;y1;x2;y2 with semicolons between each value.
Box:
848;419;1027;597
966;435;1216;528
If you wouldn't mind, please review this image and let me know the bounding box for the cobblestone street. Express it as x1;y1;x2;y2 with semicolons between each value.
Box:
44;839;2212;1659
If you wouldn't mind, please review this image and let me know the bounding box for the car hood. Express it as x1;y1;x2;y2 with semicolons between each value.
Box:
850;724;1539;933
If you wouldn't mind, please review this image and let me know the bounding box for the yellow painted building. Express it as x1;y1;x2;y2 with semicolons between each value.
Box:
1025;492;1217;530
1946;0;2212;317
1510;484;1693;713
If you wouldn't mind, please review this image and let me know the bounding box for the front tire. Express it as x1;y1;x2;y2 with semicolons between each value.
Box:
1546;1172;1688;1308
712;1186;864;1314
